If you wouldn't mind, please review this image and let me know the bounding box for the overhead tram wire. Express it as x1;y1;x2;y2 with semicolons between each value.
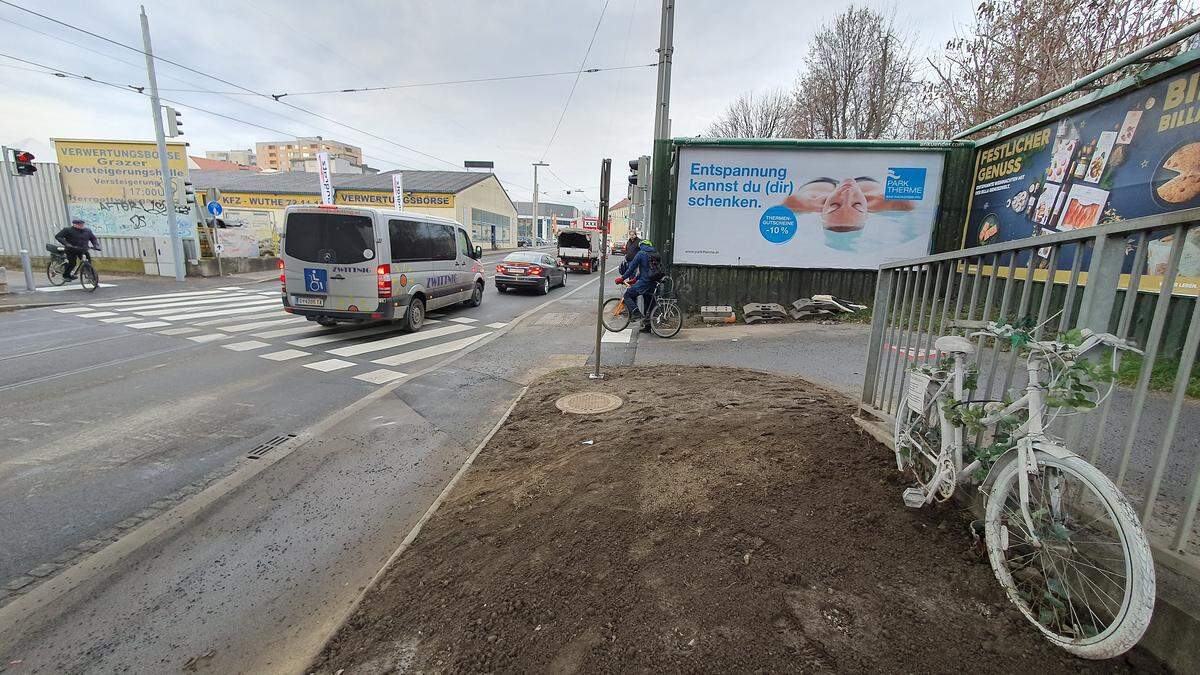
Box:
0;1;464;171
539;0;612;162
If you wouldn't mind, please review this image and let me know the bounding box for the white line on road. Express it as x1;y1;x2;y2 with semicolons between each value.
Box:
370;333;488;366
34;283;116;293
223;340;272;352
353;369;407;384
186;333;231;343
130;295;272;315
217;286;244;291
77;311;118;318
87;289;228;308
127;320;171;329
327;323;472;357
485;322;508;329
53;307;93;314
99;316;138;324
251;323;335;339
195;314;298;329
302;358;356;372
157;326;199;336
259;349;310;361
154;300;282;322
449;317;477;324
601;328;633;343
287;324;401;347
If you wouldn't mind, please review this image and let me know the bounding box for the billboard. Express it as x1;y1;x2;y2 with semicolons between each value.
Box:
964;64;1200;295
53;138;196;239
673;146;945;269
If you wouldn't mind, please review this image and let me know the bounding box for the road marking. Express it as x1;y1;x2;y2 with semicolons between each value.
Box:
157;326;199;336
485;322;508;329
154;300;282;322
99;316;138;324
223;340;272;352
302;358;356;372
53;307;92;314
34;283;118;293
449;317;478;324
601;328;633;343
187;333;231;343
251;323;335;339
77;311;118;318
287;324;401;347
88;289;228;308
217;286;243;291
327;323;472;357
353;368;407;384
195;314;298;328
259;349;310;361
130;295;272;315
127;320;171;329
371;333;488;366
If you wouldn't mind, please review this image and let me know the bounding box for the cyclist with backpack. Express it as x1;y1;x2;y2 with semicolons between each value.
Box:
614;238;662;333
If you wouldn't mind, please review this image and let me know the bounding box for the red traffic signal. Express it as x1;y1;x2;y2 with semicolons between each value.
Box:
13;150;36;177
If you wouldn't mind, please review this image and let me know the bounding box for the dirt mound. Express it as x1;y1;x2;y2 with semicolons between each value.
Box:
314;365;1161;673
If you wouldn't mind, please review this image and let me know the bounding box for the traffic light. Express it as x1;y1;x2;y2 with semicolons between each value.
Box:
13;149;36;177
165;105;183;137
182;180;197;205
628;158;640;186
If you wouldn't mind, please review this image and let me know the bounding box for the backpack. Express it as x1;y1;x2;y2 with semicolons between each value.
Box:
647;250;664;282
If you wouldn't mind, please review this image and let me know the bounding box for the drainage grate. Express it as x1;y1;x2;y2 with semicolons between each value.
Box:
555;392;624;415
247;434;297;460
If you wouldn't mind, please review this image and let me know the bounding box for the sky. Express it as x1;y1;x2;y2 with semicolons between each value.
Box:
0;0;971;211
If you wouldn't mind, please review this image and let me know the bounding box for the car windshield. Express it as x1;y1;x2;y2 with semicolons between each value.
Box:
284;212;375;264
504;252;543;263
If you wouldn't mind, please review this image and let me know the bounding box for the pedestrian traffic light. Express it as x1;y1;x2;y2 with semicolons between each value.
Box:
165;106;183;137
13;149;36;177
628;158;640;186
182;180;197;205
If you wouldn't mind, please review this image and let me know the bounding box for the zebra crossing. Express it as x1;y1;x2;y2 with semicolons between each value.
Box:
52;286;505;385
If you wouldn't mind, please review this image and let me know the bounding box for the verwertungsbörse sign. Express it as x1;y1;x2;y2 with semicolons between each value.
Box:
673;145;946;270
205;190;455;209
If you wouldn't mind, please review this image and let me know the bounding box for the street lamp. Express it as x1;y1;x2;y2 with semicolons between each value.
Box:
532;162;549;241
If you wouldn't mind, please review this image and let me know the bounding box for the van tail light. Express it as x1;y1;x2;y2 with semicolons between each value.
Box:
278;259;286;292
377;264;392;298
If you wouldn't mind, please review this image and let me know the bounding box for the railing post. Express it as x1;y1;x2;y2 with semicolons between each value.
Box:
861;267;894;406
1076;231;1126;334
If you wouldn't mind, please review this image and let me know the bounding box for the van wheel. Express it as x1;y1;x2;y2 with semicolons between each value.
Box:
401;297;425;333
465;281;483;307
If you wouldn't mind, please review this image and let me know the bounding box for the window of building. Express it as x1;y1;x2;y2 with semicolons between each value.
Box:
471;208;512;246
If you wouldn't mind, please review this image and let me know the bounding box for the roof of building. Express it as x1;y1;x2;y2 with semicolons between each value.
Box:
189;169;492;194
189;156;260;172
610;198;630;209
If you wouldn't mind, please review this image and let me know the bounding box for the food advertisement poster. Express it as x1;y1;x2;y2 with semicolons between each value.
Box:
52;138;197;240
674;146;945;269
963;65;1200;295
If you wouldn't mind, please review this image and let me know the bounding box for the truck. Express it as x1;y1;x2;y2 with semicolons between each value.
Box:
556;226;601;273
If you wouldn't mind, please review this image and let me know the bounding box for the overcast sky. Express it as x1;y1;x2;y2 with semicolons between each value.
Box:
0;0;971;210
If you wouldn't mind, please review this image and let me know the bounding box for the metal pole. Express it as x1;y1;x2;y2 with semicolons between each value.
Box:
647;0;674;232
140;6;184;282
532;162;548;243
1;146;36;293
591;158;612;381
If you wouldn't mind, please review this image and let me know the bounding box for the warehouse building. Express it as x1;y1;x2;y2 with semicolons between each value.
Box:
191;169;518;251
515;201;581;240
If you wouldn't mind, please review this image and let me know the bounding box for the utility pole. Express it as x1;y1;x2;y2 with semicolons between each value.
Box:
648;0;674;236
1;146;36;292
140;5;184;282
591;158;611;381
532;161;548;242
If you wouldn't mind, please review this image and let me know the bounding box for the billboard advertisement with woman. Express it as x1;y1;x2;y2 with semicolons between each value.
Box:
673;146;946;269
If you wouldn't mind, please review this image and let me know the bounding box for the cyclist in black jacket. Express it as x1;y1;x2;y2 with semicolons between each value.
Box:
54;218;101;280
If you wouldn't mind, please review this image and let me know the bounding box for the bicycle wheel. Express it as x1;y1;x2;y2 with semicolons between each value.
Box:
984;451;1155;659
893;373;952;500
649;301;682;338
79;263;99;292
601;297;630;332
46;258;66;286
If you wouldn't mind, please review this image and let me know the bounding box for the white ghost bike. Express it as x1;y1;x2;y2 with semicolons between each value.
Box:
894;322;1154;659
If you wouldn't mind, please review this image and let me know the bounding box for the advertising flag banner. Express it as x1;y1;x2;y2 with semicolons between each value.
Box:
392;173;404;211
964;64;1200;296
673;146;946;269
316;152;334;205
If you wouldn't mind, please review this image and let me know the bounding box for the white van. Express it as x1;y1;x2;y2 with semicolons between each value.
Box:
279;204;485;332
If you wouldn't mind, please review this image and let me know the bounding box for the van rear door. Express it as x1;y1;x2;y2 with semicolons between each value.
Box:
283;210;379;312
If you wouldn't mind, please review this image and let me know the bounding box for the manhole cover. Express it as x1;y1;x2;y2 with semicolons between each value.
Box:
555;392;624;415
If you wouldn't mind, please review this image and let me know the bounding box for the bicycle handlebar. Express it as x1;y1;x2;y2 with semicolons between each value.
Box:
973;322;1143;357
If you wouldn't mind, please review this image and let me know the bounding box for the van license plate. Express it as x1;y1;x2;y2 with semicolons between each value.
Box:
294;296;324;307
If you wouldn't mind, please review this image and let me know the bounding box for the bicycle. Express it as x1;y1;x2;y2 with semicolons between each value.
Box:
46;243;101;292
601;275;682;338
893;321;1154;659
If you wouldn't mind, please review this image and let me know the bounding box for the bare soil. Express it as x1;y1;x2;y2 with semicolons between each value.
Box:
314;365;1165;673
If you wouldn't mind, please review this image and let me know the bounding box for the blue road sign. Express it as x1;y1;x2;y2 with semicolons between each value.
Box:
207;201;223;217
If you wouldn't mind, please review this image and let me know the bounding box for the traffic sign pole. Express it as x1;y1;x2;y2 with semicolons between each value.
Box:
1;145;36;293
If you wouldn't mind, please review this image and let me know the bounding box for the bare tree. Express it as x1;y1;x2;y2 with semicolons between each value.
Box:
793;5;919;139
923;0;1198;138
705;89;795;139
